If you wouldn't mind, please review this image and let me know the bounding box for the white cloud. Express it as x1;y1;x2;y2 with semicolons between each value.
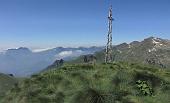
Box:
54;50;84;60
58;51;73;57
32;48;53;52
75;50;83;53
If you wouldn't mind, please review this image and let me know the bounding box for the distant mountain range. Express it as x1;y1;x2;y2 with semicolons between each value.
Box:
0;46;104;76
1;37;170;77
74;37;170;69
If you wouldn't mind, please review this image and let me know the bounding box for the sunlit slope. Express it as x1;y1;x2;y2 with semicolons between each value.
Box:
1;62;170;103
0;73;17;99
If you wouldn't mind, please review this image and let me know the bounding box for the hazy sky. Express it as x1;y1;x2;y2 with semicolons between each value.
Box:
0;0;170;50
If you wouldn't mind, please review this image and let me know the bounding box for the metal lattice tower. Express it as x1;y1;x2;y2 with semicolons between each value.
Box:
105;5;113;63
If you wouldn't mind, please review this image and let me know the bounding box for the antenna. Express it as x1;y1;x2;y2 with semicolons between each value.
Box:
105;5;113;63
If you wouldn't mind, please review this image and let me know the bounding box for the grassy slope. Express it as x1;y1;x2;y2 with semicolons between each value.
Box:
0;73;18;99
1;62;170;103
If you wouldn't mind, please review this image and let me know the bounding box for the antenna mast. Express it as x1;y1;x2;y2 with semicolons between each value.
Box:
105;5;113;63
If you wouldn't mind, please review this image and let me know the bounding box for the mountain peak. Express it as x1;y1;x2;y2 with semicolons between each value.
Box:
7;47;30;51
6;47;32;54
144;36;157;41
144;36;167;42
142;37;169;46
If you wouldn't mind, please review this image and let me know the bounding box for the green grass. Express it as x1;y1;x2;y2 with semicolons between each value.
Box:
1;62;170;103
0;73;18;99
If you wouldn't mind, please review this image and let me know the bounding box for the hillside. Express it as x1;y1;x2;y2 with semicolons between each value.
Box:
1;62;170;103
72;37;170;69
0;73;18;99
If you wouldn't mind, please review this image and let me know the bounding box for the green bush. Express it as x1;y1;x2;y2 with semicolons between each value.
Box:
136;80;153;96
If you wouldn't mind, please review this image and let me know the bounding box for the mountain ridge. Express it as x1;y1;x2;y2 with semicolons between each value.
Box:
72;37;170;69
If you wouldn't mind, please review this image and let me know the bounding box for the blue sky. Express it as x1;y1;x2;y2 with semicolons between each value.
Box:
0;0;170;50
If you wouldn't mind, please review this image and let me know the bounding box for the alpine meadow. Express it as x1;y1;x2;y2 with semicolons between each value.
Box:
0;0;170;103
